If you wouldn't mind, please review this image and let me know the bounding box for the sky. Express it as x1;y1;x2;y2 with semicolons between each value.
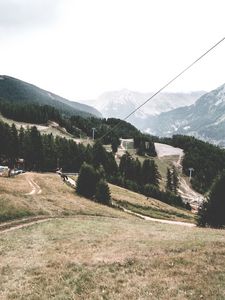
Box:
0;0;225;101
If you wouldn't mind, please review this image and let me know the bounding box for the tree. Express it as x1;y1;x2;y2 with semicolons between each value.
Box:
25;126;43;170
111;137;120;153
92;140;108;168
119;152;133;178
166;168;173;192
95;179;111;205
172;166;179;194
198;171;225;228
141;159;160;187
76;163;99;199
8;123;19;168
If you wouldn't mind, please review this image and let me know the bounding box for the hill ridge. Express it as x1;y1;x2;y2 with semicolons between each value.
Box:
0;75;101;118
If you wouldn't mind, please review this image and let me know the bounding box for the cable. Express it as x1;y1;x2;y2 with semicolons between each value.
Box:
98;36;225;141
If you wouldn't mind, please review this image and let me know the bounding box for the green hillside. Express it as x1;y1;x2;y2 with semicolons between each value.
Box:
0;75;101;118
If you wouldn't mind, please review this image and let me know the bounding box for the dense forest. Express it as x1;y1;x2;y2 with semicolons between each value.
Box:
0;100;157;156
0;121;185;208
163;135;225;193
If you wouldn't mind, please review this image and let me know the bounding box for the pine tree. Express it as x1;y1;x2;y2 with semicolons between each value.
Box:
198;170;225;228
26;126;43;170
76;163;99;199
111;137;120;153
119;152;133;179
95;179;111;205
166;168;173;192
9;123;19;168
142;159;160;187
172;166;179;194
18;126;25;158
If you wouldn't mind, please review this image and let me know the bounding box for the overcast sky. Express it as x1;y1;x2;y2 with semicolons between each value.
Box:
0;0;225;101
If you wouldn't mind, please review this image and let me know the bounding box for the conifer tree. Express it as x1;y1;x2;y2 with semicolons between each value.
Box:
172;166;179;194
166;168;173;192
9;123;19;167
95;179;111;205
111;137;120;153
142;159;160;187
76;162;99;199
198;170;225;228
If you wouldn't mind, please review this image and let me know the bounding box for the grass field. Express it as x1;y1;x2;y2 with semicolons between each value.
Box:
0;172;194;223
0;216;225;299
110;184;195;223
0;173;132;222
1;172;222;299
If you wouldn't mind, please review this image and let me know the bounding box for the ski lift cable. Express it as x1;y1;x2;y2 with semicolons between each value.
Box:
98;36;225;142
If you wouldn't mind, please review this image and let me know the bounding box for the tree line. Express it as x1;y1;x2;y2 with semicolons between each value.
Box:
0;100;157;157
0;121;185;208
161;135;225;194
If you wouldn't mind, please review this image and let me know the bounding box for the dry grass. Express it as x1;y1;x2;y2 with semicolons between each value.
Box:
0;114;73;139
110;184;195;223
0;173;133;222
0;172;194;223
0;216;225;299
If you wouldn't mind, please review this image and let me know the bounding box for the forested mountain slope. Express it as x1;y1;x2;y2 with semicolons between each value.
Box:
0;75;101;118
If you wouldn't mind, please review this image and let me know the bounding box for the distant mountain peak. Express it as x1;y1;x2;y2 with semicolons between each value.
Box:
82;89;205;128
143;83;225;146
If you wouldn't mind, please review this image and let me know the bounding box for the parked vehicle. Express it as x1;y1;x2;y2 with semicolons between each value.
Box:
0;166;10;177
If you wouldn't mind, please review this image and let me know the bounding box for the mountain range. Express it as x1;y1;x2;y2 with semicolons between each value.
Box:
83;89;205;128
0;75;101;118
144;84;225;146
83;86;225;146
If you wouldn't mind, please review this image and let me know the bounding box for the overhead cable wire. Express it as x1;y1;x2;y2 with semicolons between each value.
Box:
98;36;225;141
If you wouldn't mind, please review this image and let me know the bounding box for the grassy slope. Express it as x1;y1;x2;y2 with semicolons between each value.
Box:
0;173;224;299
0;173;132;222
111;184;194;223
0;114;74;139
0;173;194;223
0;217;225;299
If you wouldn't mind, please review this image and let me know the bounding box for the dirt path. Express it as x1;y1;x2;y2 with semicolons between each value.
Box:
119;206;196;227
24;174;42;195
178;178;204;211
155;142;204;210
0;216;52;234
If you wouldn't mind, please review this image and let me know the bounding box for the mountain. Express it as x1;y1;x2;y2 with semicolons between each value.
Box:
82;89;205;128
144;84;225;146
0;75;101;118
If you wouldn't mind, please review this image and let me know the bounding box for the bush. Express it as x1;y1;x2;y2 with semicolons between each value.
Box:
95;180;111;205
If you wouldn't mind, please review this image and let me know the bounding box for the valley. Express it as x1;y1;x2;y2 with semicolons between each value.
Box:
0;75;225;299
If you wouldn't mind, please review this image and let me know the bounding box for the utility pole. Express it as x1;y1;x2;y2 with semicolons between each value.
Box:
188;168;194;181
92;128;96;140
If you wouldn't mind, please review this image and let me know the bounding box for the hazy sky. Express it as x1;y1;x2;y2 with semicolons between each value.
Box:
0;0;225;101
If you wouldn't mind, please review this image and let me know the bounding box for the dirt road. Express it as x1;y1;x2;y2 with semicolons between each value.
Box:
119;206;196;227
155;142;204;210
0;216;51;234
24;174;42;195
